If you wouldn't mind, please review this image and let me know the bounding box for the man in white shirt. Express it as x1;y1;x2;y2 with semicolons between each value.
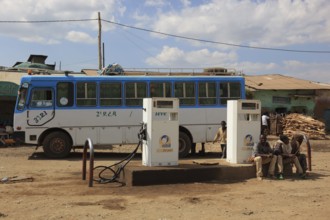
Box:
261;112;270;135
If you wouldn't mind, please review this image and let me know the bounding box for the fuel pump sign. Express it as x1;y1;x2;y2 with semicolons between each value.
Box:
142;98;179;166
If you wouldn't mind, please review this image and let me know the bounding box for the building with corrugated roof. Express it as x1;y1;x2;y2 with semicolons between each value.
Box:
245;74;330;120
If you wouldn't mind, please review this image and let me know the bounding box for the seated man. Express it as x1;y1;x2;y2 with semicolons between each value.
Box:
291;133;308;174
252;134;278;180
273;135;305;180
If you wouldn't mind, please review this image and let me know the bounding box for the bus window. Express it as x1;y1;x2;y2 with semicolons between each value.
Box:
30;89;53;108
57;82;74;107
76;82;97;106
100;82;122;106
125;82;147;106
17;86;28;111
230;82;241;98
219;82;241;105
198;82;216;105
150;82;172;97
174;82;195;106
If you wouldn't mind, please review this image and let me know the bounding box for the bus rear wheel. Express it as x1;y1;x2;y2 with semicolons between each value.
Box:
42;131;72;158
179;131;192;158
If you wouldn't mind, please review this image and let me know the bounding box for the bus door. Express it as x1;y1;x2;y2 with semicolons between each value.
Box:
27;88;55;126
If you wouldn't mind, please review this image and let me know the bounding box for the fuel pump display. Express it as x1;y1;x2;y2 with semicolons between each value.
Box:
142;98;179;166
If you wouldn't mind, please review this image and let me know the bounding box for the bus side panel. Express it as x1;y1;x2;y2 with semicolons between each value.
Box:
179;108;206;142
13;110;29;141
124;126;141;144
75;127;97;146
27;109;55;126
99;127;124;144
115;109;142;144
55;109;143;145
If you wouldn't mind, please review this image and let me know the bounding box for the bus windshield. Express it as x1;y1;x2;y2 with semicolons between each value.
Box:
17;82;29;111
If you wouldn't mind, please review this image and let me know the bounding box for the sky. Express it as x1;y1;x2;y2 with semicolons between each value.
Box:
0;0;330;83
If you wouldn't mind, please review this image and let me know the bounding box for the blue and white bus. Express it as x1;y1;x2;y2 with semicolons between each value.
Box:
14;72;245;158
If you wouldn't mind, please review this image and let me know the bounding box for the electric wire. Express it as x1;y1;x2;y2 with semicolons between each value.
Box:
0;18;329;54
101;19;330;54
0;18;97;23
117;28;166;66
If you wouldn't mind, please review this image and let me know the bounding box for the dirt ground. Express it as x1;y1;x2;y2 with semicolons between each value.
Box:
1;137;330;220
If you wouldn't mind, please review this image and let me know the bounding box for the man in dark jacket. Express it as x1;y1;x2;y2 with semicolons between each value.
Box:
252;134;278;180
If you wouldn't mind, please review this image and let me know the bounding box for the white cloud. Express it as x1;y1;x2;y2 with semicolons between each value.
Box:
0;0;124;43
146;46;237;67
146;46;185;66
234;61;278;74
65;31;96;44
0;0;329;84
235;60;330;84
19;36;60;45
144;0;167;7
145;46;330;83
149;0;330;47
180;0;191;8
282;60;330;83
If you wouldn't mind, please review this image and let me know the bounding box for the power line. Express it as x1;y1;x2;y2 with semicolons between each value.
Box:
1;18;330;54
118;28;166;66
0;18;97;23
102;19;330;54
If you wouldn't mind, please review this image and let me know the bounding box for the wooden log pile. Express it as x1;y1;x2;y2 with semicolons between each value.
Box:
281;113;326;139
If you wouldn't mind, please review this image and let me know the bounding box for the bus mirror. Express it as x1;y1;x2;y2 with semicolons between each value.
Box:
22;82;29;89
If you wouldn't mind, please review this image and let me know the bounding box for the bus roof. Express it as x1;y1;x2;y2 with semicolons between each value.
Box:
20;74;245;82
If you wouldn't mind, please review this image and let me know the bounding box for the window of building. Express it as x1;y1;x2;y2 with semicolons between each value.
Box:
273;96;291;104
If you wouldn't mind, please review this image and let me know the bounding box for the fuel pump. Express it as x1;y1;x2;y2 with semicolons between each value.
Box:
142;98;179;166
226;100;261;164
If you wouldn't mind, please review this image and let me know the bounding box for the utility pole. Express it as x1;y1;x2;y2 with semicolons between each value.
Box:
98;12;102;70
102;42;105;68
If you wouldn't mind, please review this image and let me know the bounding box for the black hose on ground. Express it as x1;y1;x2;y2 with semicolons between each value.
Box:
93;124;146;185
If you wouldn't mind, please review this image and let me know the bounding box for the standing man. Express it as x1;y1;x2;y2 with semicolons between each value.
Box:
261;112;270;135
213;121;227;158
252;135;278;180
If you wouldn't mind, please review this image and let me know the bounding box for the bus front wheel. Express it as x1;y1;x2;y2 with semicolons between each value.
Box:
179;131;191;158
43;131;72;158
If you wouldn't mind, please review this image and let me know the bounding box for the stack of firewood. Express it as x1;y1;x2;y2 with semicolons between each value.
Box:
281;113;326;139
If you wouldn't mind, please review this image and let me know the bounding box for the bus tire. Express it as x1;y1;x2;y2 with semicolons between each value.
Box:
179;131;191;158
42;131;72;158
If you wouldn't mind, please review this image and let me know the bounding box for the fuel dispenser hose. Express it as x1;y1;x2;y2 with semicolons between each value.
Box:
92;124;146;185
